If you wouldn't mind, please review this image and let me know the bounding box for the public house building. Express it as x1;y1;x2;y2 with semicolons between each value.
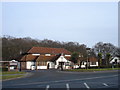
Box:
20;47;73;70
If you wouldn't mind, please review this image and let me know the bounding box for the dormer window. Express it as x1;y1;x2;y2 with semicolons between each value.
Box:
45;54;51;56
65;55;71;57
32;54;40;56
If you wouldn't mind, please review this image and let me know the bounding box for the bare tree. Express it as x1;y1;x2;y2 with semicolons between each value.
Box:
92;42;118;66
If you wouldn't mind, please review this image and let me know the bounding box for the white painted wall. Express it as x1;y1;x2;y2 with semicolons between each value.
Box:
36;61;55;69
26;55;72;70
37;66;47;69
73;65;79;68
110;57;120;64
90;62;98;67
55;55;71;69
10;66;14;70
47;61;55;68
81;62;98;68
81;65;85;68
26;61;35;69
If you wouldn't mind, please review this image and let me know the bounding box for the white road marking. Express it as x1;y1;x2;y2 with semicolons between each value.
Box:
66;83;70;90
46;85;50;90
103;83;108;86
84;83;90;89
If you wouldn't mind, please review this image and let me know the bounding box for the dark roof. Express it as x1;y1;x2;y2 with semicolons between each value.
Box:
28;47;71;55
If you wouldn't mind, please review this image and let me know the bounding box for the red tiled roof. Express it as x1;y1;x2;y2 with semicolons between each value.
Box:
21;54;38;61
64;56;71;61
89;57;98;62
36;55;55;61
36;54;61;62
28;47;71;55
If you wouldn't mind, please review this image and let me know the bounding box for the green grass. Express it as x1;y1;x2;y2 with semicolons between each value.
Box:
0;71;26;80
1;75;24;80
65;68;120;72
2;71;26;75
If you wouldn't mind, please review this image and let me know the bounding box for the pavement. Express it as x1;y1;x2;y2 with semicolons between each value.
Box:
2;69;120;90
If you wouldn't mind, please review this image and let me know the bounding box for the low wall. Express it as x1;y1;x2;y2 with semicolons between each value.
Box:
37;66;47;69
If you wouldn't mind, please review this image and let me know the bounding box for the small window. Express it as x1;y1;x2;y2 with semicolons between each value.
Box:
32;54;40;56
65;55;71;57
45;54;51;56
91;62;96;65
38;61;47;66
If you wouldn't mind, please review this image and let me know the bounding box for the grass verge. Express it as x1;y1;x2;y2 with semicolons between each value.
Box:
1;75;24;80
0;71;26;80
2;71;26;75
65;68;120;72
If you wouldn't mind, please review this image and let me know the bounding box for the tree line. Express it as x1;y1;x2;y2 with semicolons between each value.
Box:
2;35;87;61
2;35;120;68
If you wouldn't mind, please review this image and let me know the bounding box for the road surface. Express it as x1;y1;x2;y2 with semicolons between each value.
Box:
2;69;120;90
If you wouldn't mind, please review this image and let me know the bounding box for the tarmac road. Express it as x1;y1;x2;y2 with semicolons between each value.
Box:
2;69;120;90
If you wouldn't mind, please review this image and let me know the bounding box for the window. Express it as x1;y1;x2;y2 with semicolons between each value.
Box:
37;61;47;66
91;62;96;65
32;54;40;56
45;54;51;56
65;55;71;57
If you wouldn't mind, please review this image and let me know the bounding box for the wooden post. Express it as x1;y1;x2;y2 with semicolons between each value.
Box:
8;62;10;71
16;62;18;71
36;61;37;70
19;61;21;71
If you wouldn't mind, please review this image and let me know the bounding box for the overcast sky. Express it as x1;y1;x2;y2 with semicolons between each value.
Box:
2;2;118;48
